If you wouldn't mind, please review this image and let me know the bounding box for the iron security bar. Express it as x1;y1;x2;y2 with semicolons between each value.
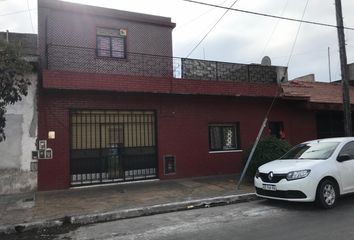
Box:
70;110;157;186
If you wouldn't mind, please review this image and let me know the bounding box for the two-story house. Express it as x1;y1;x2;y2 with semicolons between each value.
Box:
37;0;335;191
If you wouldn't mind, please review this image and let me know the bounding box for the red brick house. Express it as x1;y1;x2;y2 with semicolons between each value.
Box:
282;80;354;138
37;0;354;191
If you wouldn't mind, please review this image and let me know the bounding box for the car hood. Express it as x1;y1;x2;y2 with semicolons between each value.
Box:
258;159;324;174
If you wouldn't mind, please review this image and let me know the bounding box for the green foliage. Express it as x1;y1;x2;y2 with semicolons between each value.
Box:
0;39;32;142
241;136;291;181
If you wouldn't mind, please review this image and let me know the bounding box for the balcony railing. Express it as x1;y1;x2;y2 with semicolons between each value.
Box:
46;44;286;83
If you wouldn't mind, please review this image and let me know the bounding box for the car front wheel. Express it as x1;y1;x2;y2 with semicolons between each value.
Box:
316;179;337;209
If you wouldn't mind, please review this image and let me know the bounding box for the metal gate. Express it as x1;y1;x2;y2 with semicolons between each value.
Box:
70;110;157;186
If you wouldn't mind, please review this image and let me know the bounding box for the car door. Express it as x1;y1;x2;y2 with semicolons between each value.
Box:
337;141;354;193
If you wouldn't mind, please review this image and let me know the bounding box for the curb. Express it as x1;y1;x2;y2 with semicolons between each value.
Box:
0;193;258;235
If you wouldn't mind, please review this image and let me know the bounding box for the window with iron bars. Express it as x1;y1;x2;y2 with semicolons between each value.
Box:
209;124;240;151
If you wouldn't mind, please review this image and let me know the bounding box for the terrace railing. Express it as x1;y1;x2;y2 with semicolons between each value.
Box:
46;44;286;83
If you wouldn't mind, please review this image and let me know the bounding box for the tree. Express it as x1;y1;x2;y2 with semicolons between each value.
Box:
0;39;32;142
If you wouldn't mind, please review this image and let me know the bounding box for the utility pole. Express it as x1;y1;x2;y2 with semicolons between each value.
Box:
335;0;352;136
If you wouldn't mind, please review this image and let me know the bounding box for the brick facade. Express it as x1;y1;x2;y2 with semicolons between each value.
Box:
38;91;316;190
38;0;174;72
42;70;280;97
37;0;316;191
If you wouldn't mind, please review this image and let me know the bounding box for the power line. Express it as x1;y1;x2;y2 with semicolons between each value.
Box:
269;47;333;60
268;0;311;118
238;0;311;189
0;8;36;17
285;0;310;69
259;0;289;59
175;0;229;30
250;45;335;63
26;0;35;33
185;0;240;58
182;0;354;31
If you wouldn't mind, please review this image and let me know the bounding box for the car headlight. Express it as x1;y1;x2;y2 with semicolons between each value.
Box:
255;169;260;178
286;170;311;181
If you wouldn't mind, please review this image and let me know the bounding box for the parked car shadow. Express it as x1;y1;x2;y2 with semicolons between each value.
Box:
257;193;354;211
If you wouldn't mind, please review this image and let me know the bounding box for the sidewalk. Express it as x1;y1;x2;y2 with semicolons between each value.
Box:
0;174;256;234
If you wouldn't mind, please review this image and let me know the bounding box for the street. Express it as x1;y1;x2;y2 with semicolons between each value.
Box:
4;195;354;240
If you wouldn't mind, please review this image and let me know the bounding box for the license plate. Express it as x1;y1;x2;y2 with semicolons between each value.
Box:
262;184;276;191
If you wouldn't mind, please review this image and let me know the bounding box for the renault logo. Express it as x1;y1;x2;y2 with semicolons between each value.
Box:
268;171;274;181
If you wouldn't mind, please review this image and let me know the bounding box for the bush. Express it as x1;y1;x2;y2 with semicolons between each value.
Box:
241;136;291;181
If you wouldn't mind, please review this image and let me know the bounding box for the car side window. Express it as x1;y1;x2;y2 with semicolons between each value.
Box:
338;141;354;159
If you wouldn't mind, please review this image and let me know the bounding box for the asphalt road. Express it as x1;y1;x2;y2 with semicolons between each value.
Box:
4;195;354;240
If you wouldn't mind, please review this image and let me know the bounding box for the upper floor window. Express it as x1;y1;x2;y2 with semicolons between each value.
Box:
96;27;127;59
209;124;240;151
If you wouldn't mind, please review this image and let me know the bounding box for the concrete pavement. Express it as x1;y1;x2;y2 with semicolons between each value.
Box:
0;175;257;235
51;197;354;240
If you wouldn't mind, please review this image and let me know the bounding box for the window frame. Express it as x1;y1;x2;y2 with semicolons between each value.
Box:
338;141;354;160
208;123;241;152
96;28;127;59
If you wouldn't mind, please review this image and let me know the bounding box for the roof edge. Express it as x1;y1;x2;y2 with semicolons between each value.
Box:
38;0;176;29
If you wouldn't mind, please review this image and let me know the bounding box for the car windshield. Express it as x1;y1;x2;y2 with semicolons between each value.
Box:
280;141;340;160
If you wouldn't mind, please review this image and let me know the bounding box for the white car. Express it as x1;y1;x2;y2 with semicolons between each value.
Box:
254;137;354;208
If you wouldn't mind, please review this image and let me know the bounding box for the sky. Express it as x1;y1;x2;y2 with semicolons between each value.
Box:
1;0;354;82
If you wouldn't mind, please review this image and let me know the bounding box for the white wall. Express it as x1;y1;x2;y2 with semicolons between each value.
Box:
0;73;37;194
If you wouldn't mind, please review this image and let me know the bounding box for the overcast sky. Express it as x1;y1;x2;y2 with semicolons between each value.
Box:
1;0;354;81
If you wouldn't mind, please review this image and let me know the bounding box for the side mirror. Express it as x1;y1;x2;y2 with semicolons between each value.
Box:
337;154;351;162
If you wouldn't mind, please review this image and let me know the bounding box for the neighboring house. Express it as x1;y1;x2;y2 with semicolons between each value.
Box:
331;62;354;85
0;32;38;195
36;0;354;191
282;77;354;138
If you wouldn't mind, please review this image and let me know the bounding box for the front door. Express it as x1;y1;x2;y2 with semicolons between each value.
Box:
70;110;157;186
